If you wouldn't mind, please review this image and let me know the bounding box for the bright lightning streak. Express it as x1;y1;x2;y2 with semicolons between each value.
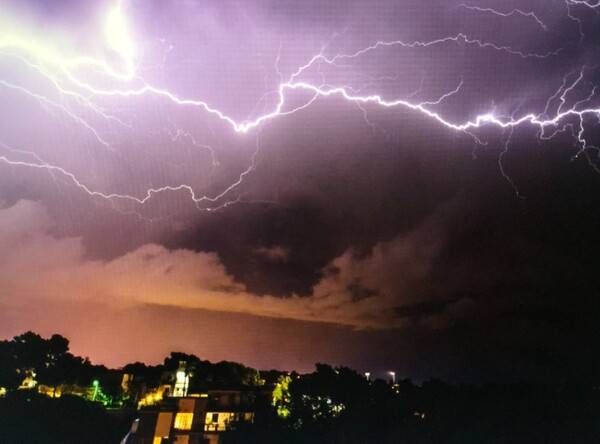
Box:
565;0;600;40
0;79;112;149
290;33;561;83
168;126;219;168
43;32;562;136
0;0;599;209
1;50;132;129
0;138;257;211
557;67;586;115
280;82;600;135
458;4;548;31
567;0;600;7
417;80;463;107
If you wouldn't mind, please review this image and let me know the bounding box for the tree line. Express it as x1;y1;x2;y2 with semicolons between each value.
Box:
2;332;600;443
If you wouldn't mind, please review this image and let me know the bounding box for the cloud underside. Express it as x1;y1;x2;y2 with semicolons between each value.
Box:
0;199;461;329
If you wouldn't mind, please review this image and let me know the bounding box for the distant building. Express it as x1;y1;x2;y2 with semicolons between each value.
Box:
173;362;190;397
138;361;190;408
122;373;135;393
121;389;262;444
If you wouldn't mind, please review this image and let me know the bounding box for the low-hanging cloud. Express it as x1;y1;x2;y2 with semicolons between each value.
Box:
1;199;448;329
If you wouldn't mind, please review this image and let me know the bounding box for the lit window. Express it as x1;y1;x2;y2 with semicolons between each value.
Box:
174;412;194;430
153;438;162;444
204;412;241;431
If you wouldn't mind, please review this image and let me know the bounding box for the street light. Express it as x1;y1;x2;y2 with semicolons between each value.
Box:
388;371;396;385
364;372;371;381
92;379;100;401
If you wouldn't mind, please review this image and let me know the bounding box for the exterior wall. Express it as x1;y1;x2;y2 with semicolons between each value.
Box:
154;412;174;439
178;398;196;412
203;434;220;444
123;390;259;444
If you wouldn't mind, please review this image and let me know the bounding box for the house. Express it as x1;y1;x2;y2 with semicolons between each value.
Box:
121;389;261;444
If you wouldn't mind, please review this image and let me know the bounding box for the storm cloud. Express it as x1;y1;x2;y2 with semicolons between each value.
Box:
1;0;600;382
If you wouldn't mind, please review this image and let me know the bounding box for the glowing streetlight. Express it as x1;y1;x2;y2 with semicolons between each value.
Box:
364;372;371;381
92;379;100;401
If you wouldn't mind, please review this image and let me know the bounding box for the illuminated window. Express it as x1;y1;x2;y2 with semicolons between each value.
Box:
153;438;162;444
174;412;194;430
173;364;190;397
204;412;241;431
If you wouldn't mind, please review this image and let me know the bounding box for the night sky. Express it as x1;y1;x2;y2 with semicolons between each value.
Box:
1;0;600;383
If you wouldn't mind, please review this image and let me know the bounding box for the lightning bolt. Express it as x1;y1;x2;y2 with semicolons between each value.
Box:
167;125;219;168
567;0;600;8
0;135;259;212
0;0;599;210
0;79;113;150
458;4;548;31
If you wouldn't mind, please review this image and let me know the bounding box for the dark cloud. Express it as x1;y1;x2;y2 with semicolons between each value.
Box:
1;0;600;382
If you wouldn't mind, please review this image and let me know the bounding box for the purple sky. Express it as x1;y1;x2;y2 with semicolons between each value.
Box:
1;0;600;382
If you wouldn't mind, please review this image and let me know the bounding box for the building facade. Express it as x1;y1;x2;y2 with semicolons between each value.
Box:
121;389;259;444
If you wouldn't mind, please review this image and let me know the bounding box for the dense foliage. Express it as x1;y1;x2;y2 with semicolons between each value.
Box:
2;332;600;443
0;332;269;407
224;365;600;444
0;391;133;444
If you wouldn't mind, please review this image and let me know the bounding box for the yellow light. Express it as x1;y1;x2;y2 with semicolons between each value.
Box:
204;412;251;432
174;412;194;431
138;388;164;407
